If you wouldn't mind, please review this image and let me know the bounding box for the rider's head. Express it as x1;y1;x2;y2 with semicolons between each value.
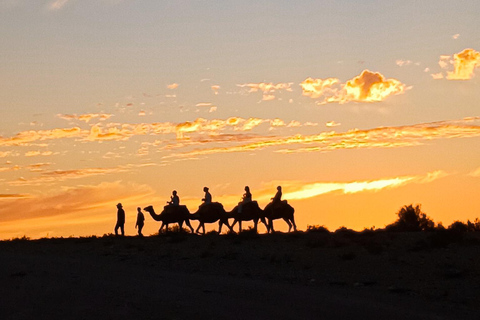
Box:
172;190;177;195
245;186;249;191
277;186;281;191
203;187;209;192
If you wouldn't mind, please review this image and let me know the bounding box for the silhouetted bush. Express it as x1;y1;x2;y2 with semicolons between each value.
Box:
386;204;434;232
448;221;468;233
306;225;330;233
466;218;480;231
334;226;357;238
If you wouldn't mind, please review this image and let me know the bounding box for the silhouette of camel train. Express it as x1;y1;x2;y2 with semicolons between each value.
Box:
142;186;297;234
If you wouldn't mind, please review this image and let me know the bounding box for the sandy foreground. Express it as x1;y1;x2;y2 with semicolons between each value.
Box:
1;230;479;319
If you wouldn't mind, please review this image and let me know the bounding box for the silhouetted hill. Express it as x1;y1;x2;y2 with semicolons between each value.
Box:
1;231;479;319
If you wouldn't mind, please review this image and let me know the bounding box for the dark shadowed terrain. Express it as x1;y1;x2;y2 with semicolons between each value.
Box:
1;230;479;319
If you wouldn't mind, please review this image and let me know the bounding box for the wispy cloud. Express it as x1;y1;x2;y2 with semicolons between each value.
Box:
57;113;113;123
169;117;480;157
208;170;448;208
48;0;70;11
0;181;156;223
167;83;179;89
237;82;293;100
469;167;480;177
300;70;407;104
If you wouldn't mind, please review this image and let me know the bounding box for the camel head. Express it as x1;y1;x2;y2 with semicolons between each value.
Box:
143;205;154;212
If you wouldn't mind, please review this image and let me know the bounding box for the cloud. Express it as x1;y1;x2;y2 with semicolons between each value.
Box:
237;82;293;100
0;127;86;146
431;72;444;80
396;60;412;67
469;167;480;177
25;151;53;157
0;194;29;199
8;164;155;186
211;85;220;95
326;121;341;127
210;170;448;208
167;83;179;89
281;170;448;201
300;70;406;104
0;181;155;224
169;117;480;157
57;113;112;123
48;0;69;11
452;34;460;40
446;48;480;80
299;77;340;99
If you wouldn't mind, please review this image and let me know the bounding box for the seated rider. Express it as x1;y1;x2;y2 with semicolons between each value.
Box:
242;186;252;203
167;190;180;206
238;186;252;213
201;187;212;206
271;186;282;206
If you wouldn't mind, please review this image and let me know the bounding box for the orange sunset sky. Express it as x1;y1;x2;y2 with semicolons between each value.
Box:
1;0;479;239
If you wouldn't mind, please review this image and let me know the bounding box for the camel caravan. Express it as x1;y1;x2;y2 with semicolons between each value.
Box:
142;186;297;235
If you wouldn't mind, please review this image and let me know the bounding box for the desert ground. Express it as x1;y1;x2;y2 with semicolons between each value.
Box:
1;229;479;319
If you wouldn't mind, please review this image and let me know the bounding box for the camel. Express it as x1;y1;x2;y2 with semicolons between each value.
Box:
263;201;297;233
190;202;233;234
229;201;268;233
143;205;194;233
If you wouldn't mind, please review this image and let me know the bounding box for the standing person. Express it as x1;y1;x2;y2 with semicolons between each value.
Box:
202;187;212;205
167;190;180;206
135;207;145;237
114;203;125;236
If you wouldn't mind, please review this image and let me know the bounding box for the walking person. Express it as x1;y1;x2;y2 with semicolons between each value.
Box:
114;203;125;236
135;207;145;237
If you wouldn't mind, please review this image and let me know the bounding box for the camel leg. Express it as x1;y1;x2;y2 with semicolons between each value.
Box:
283;218;292;232
218;221;223;234
238;220;242;233
178;221;184;232
195;223;202;234
291;217;297;231
269;219;275;233
159;222;166;233
253;218;258;232
202;223;206;235
260;217;268;231
185;219;194;233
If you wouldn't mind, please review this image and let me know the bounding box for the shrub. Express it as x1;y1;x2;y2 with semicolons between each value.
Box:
386;204;434;232
306;225;330;233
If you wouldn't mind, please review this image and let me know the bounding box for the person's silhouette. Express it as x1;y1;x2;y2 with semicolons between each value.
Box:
167;190;180;206
114;203;125;236
202;187;212;205
271;186;282;205
239;186;252;213
135;207;145;237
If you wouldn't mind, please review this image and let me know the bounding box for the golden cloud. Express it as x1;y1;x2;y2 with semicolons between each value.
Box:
167;83;179;89
300;70;406;103
0;127;86;146
170;117;480;157
299;77;339;99
208;170;447;209
57;113;112;123
447;48;480;80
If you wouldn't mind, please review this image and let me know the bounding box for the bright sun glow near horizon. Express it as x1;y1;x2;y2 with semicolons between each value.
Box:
1;1;479;239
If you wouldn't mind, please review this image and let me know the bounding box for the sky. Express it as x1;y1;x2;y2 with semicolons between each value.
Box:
1;0;479;239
